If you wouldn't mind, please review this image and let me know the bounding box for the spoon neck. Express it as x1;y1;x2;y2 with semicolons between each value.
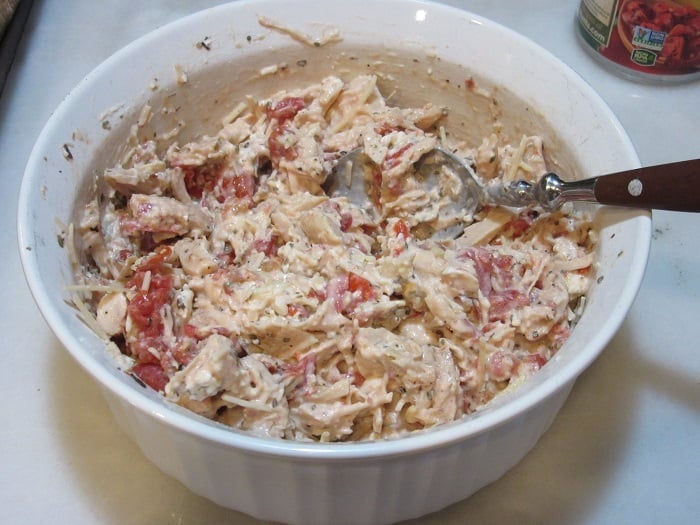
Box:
537;173;596;209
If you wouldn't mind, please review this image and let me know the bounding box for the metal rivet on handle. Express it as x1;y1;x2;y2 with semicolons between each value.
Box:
627;178;643;197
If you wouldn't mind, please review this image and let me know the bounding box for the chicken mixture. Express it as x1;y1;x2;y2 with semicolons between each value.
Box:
74;74;596;442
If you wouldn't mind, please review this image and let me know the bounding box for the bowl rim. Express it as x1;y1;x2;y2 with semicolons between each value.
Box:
17;0;651;460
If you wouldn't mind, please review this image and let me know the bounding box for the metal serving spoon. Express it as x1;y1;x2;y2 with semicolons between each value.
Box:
324;148;700;239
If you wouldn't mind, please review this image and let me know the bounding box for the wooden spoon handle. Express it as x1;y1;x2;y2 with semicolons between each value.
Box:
593;158;700;212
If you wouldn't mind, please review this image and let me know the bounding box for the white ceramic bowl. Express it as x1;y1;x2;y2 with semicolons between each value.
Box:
18;1;651;524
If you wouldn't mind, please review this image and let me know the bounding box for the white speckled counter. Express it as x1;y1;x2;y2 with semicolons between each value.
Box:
1;1;698;523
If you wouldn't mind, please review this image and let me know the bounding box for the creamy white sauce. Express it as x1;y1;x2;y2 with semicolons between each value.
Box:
75;74;596;442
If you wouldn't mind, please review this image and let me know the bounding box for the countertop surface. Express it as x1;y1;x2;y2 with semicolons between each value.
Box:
2;1;698;524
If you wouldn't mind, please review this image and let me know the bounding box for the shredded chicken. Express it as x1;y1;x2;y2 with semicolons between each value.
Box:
74;74;596;442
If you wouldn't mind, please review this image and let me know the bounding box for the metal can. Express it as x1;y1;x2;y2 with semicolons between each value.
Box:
576;0;700;82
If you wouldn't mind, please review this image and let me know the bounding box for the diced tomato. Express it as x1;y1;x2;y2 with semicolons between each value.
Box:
490;253;515;290
325;200;353;232
689;15;700;33
281;354;316;384
326;272;377;315
493;253;515;271
127;272;173;337
182;162;224;199
392;219;410;239
661;34;687;61
172;339;198;366
676;5;698;20
130;336;167;364
504;217;530;238
215;171;257;203
308;287;326;302
487;351;517;381
253;235;279;257
268;124;298;165
182;162;258;203
135;245;172;272
347;272;376;302
655;12;675;31
521;353;548;370
689;34;700;58
266;97;306;123
267;97;306;166
360;224;379;237
125;265;178;388
231;172;256;199
128;286;170;335
389;219;410;256
620;0;700;64
460;247;493;295
488;289;529;321
504;209;538;238
131;362;169;392
182;323;199;338
621;2;653;26
669;23;695;38
460;247;516;295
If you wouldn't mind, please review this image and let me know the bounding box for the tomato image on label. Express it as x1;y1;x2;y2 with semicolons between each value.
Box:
577;0;700;79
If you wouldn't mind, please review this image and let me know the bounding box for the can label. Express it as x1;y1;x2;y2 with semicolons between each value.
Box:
577;0;700;78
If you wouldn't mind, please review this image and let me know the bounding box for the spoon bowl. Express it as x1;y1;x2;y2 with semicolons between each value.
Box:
324;147;485;240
